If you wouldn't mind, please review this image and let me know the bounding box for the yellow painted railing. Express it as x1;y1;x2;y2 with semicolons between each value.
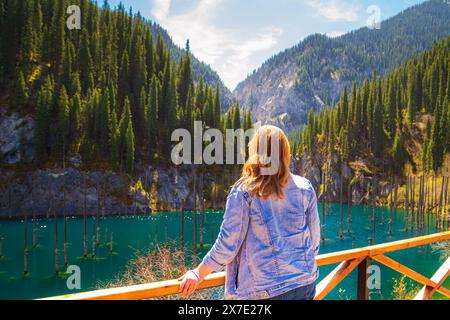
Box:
40;231;450;300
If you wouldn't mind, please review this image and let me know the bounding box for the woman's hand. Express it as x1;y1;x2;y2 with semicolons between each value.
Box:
178;269;203;297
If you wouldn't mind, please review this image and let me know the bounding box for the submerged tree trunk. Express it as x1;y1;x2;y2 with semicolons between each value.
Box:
180;200;185;252
388;182;393;236
347;183;352;234
54;202;59;274
405;176;410;232
372;180;377;243
200;171;205;248
96;184;100;246
83;175;88;258
193;167;198;266
339;176;344;239
23;208;28;275
63;187;68;267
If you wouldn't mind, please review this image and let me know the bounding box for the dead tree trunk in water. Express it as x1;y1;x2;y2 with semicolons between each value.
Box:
31;178;37;248
63;187;68;267
411;177;416;231
96;184;100;246
372;180;377;243
321;170;326;241
339;176;344;239
83;175;87;258
405;176;410;232
180;200;185;252
444;177;449;230
23;206;28;275
193;169;198;266
347;182;352;234
438;176;445;230
54;200;59;274
200;172;205;248
91;225;95;257
388;182;393;236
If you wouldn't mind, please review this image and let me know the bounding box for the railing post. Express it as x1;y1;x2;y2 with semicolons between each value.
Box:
357;257;370;300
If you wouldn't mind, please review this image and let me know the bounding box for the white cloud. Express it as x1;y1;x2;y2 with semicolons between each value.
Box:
150;0;283;90
307;0;360;22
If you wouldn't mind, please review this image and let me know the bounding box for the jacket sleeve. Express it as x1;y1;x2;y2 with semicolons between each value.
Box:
202;187;250;272
306;185;320;256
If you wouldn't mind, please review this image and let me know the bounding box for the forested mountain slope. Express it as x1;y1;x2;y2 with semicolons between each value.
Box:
0;0;246;171
234;0;450;131
291;36;450;189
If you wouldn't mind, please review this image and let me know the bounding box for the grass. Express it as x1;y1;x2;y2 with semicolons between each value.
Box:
98;242;219;300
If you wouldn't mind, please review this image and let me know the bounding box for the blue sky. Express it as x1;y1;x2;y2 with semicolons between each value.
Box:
107;0;427;90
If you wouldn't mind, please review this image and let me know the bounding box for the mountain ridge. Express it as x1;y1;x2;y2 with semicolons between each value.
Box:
233;0;450;131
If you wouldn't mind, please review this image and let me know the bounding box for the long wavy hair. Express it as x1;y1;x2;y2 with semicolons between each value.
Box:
233;125;291;200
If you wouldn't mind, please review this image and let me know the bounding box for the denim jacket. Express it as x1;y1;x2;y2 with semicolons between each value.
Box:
202;174;320;300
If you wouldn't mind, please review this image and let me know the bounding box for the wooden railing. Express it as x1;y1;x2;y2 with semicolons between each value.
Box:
40;231;450;300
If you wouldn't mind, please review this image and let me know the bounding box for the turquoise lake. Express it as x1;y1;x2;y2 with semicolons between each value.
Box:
0;204;449;300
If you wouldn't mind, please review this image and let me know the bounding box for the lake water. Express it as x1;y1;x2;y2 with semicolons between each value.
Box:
0;204;448;300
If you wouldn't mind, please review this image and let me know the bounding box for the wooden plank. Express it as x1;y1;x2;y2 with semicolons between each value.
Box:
414;257;450;300
372;254;450;298
39;271;226;300
368;231;450;256
314;257;364;300
357;257;370;300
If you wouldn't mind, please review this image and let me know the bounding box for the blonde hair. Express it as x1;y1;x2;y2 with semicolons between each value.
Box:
233;125;291;200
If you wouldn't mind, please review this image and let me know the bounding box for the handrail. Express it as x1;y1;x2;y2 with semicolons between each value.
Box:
40;231;450;300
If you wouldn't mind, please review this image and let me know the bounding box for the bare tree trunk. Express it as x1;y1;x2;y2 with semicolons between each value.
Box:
412;176;416;231
438;176;445;230
321;171;326;241
200;172;205;248
83;175;87;258
54;202;59;274
389;182;393;236
444;177;449;230
63;187;68;267
372;179;377;243
405;176;410;232
24;207;28;275
347;182;352;234
339;176;344;239
32;178;37;248
193;168;198;266
91;225;95;257
181;200;185;252
96;184;100;246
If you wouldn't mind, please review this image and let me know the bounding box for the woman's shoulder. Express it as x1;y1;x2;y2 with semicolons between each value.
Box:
229;179;252;203
288;174;315;193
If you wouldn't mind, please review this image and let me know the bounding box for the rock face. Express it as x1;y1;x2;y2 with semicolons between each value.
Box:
0;168;152;218
293;153;391;205
0;165;220;218
0;109;35;164
234;1;450;131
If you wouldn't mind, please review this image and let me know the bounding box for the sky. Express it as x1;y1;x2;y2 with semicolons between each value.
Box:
108;0;427;91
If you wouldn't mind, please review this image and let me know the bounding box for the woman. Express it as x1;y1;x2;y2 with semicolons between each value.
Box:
178;125;320;300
